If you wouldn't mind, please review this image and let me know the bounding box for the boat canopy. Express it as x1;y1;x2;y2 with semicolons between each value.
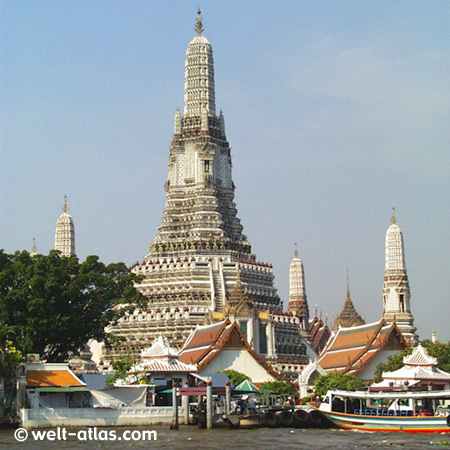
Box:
326;389;450;400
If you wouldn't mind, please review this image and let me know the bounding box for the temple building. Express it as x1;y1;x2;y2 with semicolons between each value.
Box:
317;320;407;381
105;11;312;374
372;344;450;391
333;272;365;331
382;210;418;344
54;196;75;256
309;310;332;354
288;246;310;335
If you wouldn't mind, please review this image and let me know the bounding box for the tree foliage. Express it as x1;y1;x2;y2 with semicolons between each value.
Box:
216;369;250;387
422;341;450;373
372;347;414;383
314;373;365;396
0;341;24;390
0;249;146;362
260;380;297;396
106;357;133;385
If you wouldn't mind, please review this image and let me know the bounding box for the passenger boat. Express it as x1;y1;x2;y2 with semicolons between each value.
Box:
308;389;450;433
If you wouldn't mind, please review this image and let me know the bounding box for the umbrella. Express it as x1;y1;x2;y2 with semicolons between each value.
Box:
160;388;173;394
235;379;259;392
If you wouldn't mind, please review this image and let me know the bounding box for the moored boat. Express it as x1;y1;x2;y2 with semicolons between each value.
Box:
308;389;450;433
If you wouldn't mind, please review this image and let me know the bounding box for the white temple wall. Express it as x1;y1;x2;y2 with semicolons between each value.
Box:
200;349;277;383
357;350;400;381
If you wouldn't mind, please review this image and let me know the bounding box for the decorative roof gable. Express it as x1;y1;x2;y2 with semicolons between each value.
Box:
141;335;179;361
403;344;438;367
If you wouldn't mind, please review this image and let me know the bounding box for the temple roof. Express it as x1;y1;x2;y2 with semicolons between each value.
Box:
372;345;450;387
317;319;407;376
403;344;437;367
333;274;365;330
178;319;281;379
141;336;179;360
130;358;196;374
309;315;331;354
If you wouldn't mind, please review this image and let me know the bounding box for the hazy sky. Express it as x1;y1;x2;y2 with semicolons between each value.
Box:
1;1;449;342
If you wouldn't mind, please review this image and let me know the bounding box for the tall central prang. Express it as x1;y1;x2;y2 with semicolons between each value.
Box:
152;9;252;263
106;11;288;362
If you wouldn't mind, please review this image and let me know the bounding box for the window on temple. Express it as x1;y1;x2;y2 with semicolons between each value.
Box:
239;320;248;339
399;294;405;312
259;323;267;354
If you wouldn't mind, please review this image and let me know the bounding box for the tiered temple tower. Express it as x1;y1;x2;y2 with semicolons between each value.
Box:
333;271;365;331
382;210;417;344
107;11;285;360
288;246;310;334
54;196;75;256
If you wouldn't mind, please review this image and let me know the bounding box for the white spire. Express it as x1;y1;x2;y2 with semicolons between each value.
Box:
184;9;216;117
385;208;406;271
289;244;306;299
55;195;75;257
288;244;310;332
382;211;417;344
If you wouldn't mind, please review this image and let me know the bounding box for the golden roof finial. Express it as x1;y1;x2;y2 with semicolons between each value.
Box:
294;242;299;258
195;8;204;35
346;269;351;300
63;195;69;213
392;207;396;224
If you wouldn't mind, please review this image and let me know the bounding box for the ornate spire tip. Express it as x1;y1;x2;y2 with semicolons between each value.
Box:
392;207;396;224
63;195;69;213
195;8;204;35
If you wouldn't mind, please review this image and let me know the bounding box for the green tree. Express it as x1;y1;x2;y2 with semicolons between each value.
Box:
372;347;414;383
422;341;450;373
0;249;146;362
216;369;250;386
0;341;24;390
314;373;365;396
107;357;133;384
260;380;297;396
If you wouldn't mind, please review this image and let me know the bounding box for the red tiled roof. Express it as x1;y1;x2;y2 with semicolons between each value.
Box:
309;316;331;353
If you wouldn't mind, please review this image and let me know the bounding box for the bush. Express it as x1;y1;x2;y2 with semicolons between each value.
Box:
216;369;250;386
314;373;364;396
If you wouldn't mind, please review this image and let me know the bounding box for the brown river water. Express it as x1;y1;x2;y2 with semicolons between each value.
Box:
1;426;449;449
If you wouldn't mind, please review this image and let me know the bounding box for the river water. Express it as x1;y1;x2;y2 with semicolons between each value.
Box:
1;426;449;449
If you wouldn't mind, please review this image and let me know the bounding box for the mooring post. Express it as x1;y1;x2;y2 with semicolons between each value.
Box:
225;381;231;415
206;381;213;430
172;382;179;430
183;380;190;425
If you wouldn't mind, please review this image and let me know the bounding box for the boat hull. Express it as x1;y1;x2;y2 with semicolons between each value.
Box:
308;405;450;433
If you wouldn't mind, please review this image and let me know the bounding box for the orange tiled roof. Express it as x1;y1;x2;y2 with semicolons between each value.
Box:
178;320;228;365
27;370;85;388
179;319;282;381
317;320;406;375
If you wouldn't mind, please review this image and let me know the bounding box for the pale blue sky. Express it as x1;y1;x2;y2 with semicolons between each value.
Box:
1;1;449;341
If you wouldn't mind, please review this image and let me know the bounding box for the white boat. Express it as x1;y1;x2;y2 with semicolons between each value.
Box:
308;389;450;433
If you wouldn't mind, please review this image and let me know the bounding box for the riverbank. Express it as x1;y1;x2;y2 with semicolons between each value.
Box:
1;426;449;449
